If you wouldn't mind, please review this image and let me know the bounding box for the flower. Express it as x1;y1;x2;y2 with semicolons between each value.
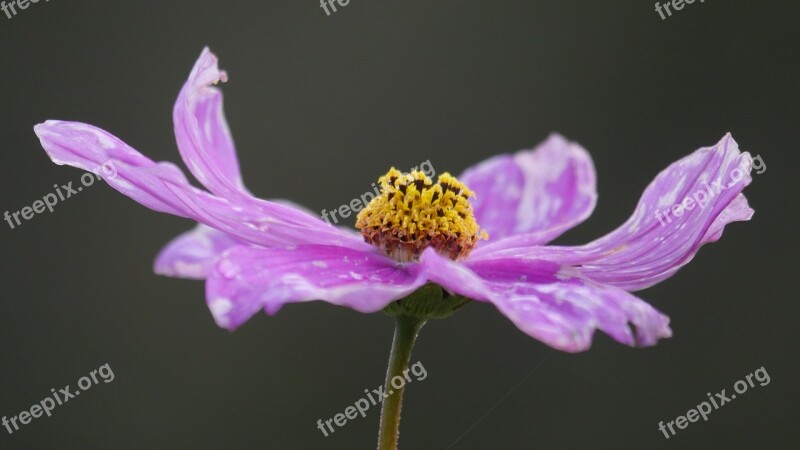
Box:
34;48;754;352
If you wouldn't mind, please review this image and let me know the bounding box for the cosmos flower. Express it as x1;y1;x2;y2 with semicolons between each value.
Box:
34;48;754;352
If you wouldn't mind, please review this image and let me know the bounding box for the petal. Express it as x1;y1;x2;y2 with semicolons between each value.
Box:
172;48;362;234
173;47;244;194
473;134;754;291
34;120;372;250
154;224;244;279
420;250;672;352
460;134;597;243
206;245;427;329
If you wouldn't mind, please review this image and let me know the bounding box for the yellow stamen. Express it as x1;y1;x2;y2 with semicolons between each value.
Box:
356;168;488;262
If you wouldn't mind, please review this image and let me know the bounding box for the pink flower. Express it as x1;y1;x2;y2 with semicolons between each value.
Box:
34;48;754;352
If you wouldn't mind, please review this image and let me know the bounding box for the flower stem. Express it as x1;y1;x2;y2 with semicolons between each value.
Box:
377;314;426;450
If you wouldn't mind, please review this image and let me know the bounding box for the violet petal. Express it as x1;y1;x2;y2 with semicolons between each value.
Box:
154;224;244;280
420;249;672;352
460;134;597;244
33;120;372;249
206;245;427;329
472;134;754;291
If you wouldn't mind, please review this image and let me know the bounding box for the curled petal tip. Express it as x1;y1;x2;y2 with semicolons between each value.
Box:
189;47;227;90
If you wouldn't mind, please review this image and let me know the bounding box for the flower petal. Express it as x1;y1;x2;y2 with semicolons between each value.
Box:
473;134;754;291
460;134;597;244
172;48;342;229
34;120;372;250
154;224;244;279
173;47;243;195
206;245;427;329
420;250;672;352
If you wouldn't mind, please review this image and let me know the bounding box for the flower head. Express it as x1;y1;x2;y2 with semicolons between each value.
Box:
356;168;487;262
34;48;754;352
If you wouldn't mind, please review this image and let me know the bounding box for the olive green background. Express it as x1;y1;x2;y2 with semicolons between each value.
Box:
0;1;798;449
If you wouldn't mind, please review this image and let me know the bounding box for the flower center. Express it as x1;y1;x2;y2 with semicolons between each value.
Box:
356;168;487;262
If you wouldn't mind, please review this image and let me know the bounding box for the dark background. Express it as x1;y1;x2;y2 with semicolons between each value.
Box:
1;1;798;449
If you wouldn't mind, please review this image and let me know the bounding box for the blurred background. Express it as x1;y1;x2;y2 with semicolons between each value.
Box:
0;1;798;449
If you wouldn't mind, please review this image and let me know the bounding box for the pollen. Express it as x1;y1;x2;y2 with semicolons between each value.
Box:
356;168;488;262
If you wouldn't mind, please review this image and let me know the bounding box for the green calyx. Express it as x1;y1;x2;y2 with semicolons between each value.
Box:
383;283;471;320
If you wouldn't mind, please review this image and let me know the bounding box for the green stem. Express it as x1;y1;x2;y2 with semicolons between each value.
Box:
376;315;426;450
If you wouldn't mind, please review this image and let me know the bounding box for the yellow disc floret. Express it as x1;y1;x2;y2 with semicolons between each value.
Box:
356;168;488;262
